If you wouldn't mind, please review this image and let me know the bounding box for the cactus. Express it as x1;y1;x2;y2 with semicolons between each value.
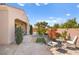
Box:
15;27;23;45
29;25;33;35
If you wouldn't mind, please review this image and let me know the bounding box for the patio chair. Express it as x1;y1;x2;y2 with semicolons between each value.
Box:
47;41;58;47
67;36;78;48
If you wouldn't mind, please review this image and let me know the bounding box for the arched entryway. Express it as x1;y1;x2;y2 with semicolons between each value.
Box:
15;19;27;35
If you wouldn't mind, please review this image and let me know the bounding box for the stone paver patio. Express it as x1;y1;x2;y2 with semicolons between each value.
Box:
0;35;79;55
0;35;52;55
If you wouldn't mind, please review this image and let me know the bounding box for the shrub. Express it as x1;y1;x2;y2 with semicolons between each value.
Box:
61;30;67;39
29;25;33;35
35;21;48;35
56;32;61;38
48;28;59;41
15;27;23;45
36;37;46;44
67;34;71;40
37;28;43;36
61;30;68;42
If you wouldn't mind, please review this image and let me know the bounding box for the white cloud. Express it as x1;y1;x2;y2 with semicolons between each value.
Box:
49;17;54;19
77;5;79;8
43;3;48;5
35;3;40;6
35;17;66;26
52;20;57;23
18;3;25;6
36;19;58;26
35;3;48;6
66;13;71;16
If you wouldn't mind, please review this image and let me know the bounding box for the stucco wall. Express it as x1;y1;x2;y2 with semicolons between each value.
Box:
57;28;79;47
8;6;30;44
0;5;9;44
0;5;30;44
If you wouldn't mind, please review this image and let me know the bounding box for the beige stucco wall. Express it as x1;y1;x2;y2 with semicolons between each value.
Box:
0;5;9;44
0;5;30;44
57;28;79;47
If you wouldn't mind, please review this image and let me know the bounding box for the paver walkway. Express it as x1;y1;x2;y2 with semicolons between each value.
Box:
0;35;52;55
0;34;79;55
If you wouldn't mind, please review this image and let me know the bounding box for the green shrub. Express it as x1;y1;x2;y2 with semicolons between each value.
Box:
37;29;43;36
36;37;46;44
29;25;33;35
15;27;23;45
61;30;67;39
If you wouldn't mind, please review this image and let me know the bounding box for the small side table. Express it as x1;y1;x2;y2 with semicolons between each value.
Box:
56;39;67;54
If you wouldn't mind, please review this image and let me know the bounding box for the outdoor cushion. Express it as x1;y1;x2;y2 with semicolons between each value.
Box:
47;41;58;46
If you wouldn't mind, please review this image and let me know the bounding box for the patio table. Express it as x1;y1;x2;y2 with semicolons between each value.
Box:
55;39;64;48
55;38;67;53
56;38;67;48
50;38;67;54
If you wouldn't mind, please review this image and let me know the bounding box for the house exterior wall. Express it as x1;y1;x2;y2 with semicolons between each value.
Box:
0;5;9;44
0;5;30;44
15;19;27;33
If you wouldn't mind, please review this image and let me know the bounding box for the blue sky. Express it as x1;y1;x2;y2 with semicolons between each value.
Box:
8;3;79;26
